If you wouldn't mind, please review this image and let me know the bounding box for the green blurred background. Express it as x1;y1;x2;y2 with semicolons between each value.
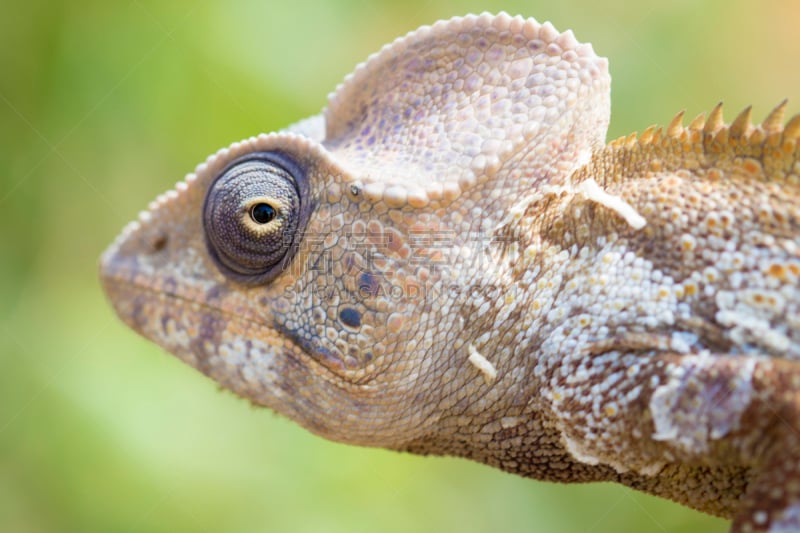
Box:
2;0;798;531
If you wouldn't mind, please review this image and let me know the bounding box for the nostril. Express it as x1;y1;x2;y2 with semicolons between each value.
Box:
151;234;168;253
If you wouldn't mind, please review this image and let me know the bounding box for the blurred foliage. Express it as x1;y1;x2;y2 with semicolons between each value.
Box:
2;0;799;531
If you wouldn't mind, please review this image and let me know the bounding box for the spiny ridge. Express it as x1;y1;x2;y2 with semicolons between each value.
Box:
786;113;800;140
609;101;800;147
762;99;788;133
666;110;685;137
729;106;752;138
703;102;725;135
639;125;657;144
688;112;706;131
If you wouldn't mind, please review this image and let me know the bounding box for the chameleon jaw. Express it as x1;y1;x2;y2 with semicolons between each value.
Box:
100;238;441;448
100;271;364;440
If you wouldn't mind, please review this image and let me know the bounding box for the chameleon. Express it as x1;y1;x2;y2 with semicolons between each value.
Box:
100;13;800;532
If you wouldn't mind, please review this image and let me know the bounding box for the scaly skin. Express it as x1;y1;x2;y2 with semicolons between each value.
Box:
100;13;800;532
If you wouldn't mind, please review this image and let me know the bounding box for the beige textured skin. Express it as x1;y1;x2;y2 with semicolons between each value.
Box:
100;13;800;532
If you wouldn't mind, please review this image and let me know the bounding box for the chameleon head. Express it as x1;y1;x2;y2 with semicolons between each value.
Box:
100;13;610;449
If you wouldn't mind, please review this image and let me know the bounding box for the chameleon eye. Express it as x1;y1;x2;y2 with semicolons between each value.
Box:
250;202;276;224
203;152;307;284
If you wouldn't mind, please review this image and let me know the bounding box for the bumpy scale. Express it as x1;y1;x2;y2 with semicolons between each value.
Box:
100;13;800;532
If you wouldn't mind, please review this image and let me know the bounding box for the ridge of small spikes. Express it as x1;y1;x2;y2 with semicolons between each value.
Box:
608;100;800;148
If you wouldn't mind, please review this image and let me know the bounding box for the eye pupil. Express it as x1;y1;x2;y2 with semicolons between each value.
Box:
250;202;276;224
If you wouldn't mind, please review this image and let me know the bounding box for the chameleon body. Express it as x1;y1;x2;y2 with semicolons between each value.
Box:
100;13;800;532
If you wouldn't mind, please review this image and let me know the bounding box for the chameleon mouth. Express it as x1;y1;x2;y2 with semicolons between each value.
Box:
99;250;358;394
100;264;398;444
101;273;319;404
99;243;296;377
99;237;267;344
